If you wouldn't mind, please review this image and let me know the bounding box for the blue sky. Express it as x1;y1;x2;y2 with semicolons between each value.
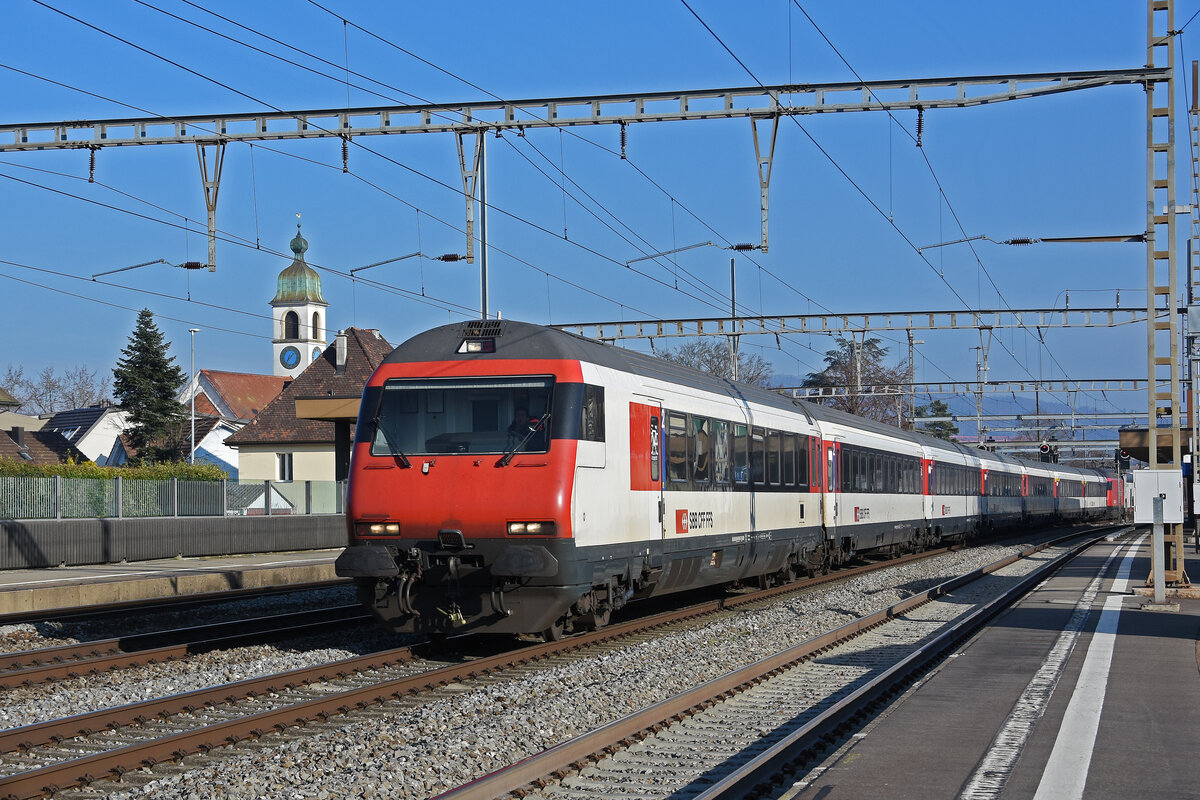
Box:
0;1;1190;427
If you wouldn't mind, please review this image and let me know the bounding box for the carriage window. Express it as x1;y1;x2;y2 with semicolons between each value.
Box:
581;385;605;442
767;432;781;485
650;415;660;482
781;434;796;486
796;436;809;488
690;416;712;484
733;424;749;485
712;421;730;484
667;412;687;482
751;427;766;486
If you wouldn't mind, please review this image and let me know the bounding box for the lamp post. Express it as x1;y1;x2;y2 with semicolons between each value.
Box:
188;328;200;464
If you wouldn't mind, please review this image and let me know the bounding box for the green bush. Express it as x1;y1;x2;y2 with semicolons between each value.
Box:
0;458;226;480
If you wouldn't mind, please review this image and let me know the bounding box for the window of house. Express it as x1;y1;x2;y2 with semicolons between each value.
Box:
277;453;294;482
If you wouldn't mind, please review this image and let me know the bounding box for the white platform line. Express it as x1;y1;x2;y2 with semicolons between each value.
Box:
958;535;1145;800
1032;539;1140;800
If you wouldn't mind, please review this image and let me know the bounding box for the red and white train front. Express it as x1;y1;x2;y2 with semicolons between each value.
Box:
337;322;606;637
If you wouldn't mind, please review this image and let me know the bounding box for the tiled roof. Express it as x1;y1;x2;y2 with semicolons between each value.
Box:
0;388;18;409
198;371;287;422
43;405;115;437
226;328;392;446
0;427;89;465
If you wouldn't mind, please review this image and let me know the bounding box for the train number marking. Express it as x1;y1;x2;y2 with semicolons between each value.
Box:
854;506;871;522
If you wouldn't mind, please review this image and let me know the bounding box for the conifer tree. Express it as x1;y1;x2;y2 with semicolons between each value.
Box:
112;309;185;461
915;399;959;440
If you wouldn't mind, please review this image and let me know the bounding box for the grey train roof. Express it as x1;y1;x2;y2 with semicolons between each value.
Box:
385;320;1106;476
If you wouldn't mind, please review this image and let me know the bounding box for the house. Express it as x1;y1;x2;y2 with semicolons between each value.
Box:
107;415;244;476
177;370;287;424
0;426;89;465
226;328;393;483
40;404;129;466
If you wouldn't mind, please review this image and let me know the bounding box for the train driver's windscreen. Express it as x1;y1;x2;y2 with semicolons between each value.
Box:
371;377;554;456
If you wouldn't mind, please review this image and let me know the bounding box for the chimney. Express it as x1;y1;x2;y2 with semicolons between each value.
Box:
336;330;348;375
10;427;24;448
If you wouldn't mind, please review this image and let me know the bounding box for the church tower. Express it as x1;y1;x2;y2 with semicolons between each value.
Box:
271;222;329;378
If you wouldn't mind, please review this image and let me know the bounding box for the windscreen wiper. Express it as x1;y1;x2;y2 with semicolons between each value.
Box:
495;412;550;468
373;419;412;468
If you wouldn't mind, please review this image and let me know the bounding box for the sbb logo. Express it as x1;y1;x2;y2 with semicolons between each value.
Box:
676;509;689;534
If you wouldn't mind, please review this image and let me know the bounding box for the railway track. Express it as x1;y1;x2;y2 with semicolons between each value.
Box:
0;605;370;689
433;525;1129;800
0;527;1106;799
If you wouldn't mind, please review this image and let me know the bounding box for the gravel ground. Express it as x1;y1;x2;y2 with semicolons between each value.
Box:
0;585;418;731
59;541;1046;799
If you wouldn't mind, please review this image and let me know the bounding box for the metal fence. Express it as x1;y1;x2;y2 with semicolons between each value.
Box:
0;477;346;520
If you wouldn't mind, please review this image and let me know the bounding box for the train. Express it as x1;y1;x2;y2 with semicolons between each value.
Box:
336;319;1122;640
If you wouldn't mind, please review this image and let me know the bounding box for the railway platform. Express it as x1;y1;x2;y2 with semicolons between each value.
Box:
787;528;1200;800
0;549;342;617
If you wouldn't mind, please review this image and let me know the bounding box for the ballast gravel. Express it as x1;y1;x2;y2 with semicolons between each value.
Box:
35;541;1047;799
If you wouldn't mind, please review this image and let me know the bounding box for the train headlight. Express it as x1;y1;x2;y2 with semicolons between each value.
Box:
508;521;556;536
358;522;400;536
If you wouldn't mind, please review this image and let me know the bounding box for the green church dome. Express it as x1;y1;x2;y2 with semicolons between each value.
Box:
271;224;327;306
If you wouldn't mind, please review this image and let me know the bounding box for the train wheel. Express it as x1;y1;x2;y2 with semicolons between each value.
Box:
584;605;611;631
756;572;775;590
542;617;566;642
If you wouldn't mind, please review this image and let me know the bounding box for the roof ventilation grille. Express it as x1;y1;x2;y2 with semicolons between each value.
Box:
461;320;503;338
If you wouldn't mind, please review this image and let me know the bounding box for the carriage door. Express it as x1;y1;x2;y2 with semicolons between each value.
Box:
823;440;839;540
630;396;665;537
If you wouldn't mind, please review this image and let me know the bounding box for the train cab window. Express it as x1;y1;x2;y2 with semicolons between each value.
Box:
690;416;712;484
713;421;731;484
369;376;554;456
767;432;782;485
667;412;688;483
733;424;749;485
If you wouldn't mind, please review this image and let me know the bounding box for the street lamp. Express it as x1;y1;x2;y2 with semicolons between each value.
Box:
188;328;200;465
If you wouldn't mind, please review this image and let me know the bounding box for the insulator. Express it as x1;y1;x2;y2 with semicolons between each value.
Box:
517;126;526;138
1004;237;1037;246
438;253;463;262
342;136;349;173
88;148;96;183
915;107;924;148
620;122;627;160
179;261;205;270
729;243;757;251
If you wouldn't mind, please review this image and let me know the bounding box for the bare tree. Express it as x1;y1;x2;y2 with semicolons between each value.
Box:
61;365;110;410
1;364;110;414
1;365;32;412
802;336;910;425
658;338;774;387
